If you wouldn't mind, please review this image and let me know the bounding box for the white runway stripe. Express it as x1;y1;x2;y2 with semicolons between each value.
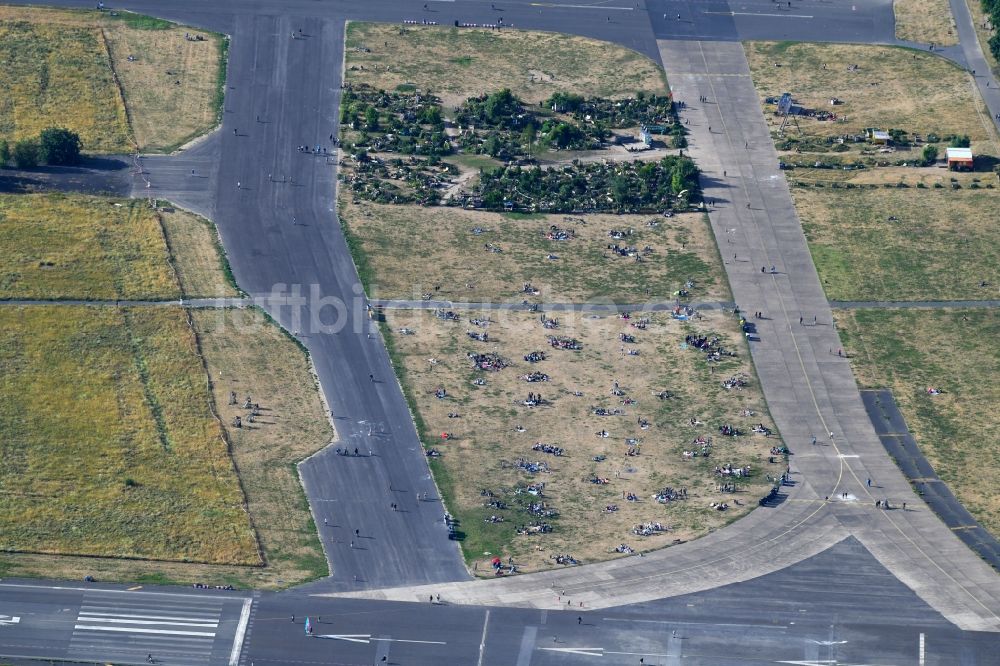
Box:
80;610;219;623
77;616;219;627
74;624;216;637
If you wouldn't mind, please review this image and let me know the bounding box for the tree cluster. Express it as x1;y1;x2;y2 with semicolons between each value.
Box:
0;128;83;169
453;156;701;214
983;0;1000;62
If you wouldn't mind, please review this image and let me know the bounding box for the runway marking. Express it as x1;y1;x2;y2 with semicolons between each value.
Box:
0;582;246;601
918;632;925;666
230;598;253;666
79;611;219;623
477;610;491;666
73;624;216;637
531;2;634;9
703;10;813;18
603;617;788;630
75;617;218;628
315;633;447;645
540;646;671;658
0;615;20;627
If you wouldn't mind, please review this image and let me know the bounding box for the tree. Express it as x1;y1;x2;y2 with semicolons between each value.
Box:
0;139;9;167
363;106;379;131
38;127;83;165
922;144;939;166
949;134;971;148
12;139;39;168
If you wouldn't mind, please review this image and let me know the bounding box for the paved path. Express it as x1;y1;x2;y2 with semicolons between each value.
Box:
863;389;1000;570
328;40;1000;632
370;299;733;312
0;298;248;308
952;0;1000;135
831;299;1000;309
135;12;469;590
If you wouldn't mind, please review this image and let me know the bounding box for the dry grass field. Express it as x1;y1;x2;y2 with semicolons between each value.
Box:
343;198;728;303
0;6;225;153
0;193;179;300
0;305;259;565
894;0;959;46
793;181;1000;301
836;308;1000;536
158;205;239;298
0;307;335;588
383;308;781;573
193;307;335;586
0;13;131;152
745;42;1000;157
344;22;666;107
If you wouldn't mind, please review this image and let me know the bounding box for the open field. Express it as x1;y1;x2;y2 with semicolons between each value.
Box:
0;6;224;153
745;42;1000;159
344;23;666;107
192;307;335;586
894;0;959;45
0;193;240;300
0;305;259;565
158;204;239;298
793;180;1000;301
0;12;131;152
0;307;334;588
383;308;782;573
0;193;179;300
836;308;1000;536
343;198;728;303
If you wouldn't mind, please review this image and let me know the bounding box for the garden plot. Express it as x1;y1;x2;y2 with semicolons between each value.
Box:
745;42;999;164
383;308;781;574
344;198;728;303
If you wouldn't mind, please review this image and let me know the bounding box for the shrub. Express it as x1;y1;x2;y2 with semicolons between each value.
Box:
0;139;8;167
12;139;39;168
38;127;83;166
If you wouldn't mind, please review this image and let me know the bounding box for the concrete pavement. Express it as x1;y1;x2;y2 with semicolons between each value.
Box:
0;582;251;666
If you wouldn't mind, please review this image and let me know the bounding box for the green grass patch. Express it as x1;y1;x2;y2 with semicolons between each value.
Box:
0;193;180;300
837;308;1000;536
794;185;999;301
0;305;259;564
0;15;131;151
